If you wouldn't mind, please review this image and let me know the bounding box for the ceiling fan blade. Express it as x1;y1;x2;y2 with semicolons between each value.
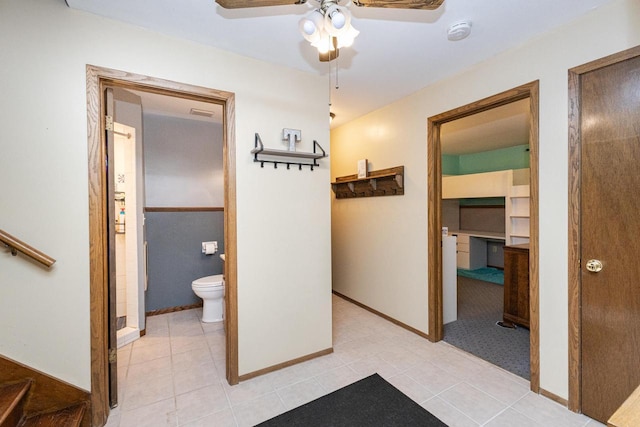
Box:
216;0;304;8
353;0;443;10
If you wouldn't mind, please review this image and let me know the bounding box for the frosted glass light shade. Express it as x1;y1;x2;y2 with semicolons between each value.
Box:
324;4;351;36
312;32;334;54
299;10;325;42
300;3;359;58
337;25;359;48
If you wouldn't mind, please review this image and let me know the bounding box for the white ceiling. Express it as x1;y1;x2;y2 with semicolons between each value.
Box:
127;89;224;123
441;98;529;155
66;0;613;129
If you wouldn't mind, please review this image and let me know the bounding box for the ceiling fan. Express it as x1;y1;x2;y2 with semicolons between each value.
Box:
215;0;445;61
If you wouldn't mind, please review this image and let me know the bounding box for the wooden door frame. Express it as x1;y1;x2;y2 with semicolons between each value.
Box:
427;81;540;392
86;65;238;427
567;45;640;413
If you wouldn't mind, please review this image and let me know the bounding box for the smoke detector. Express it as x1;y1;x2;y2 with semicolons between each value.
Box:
447;20;472;41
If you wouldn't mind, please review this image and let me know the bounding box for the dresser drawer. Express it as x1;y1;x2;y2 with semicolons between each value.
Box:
457;251;470;269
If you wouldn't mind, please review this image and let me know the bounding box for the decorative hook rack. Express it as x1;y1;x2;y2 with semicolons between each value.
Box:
331;166;404;199
251;133;327;171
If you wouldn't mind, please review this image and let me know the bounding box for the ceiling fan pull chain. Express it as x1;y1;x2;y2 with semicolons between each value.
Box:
335;54;339;90
328;61;332;110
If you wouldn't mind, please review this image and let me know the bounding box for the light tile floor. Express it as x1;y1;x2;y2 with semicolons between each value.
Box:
105;295;605;427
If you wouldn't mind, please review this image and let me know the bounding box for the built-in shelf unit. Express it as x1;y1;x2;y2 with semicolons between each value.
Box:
442;169;530;246
507;184;530;245
332;166;404;199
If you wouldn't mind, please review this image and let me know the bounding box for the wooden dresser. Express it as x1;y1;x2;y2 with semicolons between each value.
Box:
503;243;530;328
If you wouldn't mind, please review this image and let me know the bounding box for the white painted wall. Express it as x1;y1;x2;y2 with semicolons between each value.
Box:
331;0;640;399
0;0;331;388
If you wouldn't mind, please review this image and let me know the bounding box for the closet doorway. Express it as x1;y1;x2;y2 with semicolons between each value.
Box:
568;46;640;422
427;81;540;391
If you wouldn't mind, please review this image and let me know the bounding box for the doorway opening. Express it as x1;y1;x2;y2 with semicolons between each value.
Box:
439;98;531;380
427;81;540;391
87;65;237;427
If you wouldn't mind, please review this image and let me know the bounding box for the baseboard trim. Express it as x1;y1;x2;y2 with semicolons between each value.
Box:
146;302;202;317
238;347;333;382
139;328;146;337
540;387;569;407
333;290;431;340
0;354;91;427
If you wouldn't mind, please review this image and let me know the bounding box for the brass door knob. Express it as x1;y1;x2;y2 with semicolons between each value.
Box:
586;259;603;273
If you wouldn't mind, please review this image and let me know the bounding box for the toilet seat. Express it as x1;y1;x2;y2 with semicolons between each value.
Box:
192;274;224;288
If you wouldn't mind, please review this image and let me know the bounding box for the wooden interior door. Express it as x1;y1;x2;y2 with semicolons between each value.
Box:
104;87;119;408
580;54;640;423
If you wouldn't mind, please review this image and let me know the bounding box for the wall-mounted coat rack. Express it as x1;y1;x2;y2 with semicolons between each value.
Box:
251;133;326;171
332;166;404;199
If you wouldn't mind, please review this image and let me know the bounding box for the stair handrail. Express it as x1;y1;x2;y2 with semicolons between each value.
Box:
0;229;56;268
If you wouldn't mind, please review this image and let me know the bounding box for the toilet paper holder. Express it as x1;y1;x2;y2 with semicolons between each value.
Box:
202;241;218;255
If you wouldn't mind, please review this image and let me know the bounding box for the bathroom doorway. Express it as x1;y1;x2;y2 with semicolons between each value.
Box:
107;85;226;407
127;89;225;317
427;81;540;391
87;65;238;425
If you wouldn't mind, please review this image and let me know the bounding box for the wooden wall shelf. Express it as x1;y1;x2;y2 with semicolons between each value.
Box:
331;166;404;199
251;133;326;171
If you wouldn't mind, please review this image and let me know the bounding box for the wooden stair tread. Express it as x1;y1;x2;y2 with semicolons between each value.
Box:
0;380;32;427
20;402;87;427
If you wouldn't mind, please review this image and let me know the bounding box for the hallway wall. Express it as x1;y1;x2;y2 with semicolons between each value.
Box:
331;0;640;399
0;0;332;389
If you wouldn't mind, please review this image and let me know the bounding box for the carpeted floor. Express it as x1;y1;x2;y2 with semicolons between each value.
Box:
257;374;447;427
444;276;530;379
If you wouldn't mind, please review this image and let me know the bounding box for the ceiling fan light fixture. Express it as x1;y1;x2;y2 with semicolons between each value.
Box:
324;4;351;36
301;0;359;60
336;25;359;48
299;10;324;42
313;32;334;54
302;21;316;35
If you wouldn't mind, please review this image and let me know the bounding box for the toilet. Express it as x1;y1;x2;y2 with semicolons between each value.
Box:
191;274;224;323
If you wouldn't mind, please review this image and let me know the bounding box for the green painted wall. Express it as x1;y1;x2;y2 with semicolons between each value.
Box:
443;144;529;206
442;154;459;175
442;144;529;175
459;144;529;174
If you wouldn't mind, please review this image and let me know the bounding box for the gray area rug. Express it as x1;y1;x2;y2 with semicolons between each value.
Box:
257;374;447;426
444;276;530;379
